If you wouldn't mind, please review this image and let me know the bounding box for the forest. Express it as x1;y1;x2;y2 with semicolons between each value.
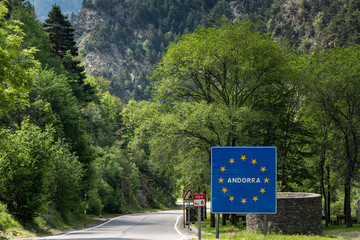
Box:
0;0;360;234
0;0;173;231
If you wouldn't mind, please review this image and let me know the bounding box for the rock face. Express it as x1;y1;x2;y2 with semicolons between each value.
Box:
246;192;322;235
72;1;240;77
73;8;126;76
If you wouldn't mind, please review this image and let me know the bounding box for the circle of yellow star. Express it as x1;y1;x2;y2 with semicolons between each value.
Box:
220;166;226;172
241;155;246;161
260;188;266;194
218;177;224;183
222;188;228;193
251;159;257;165
229;196;234;202
241;198;247;204
260;166;266;172
264;177;269;183
253;196;258;202
229;158;235;164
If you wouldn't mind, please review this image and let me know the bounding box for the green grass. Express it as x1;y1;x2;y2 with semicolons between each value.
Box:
0;214;106;239
189;214;360;240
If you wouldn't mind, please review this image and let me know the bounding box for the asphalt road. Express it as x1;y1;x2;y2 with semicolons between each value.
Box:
36;210;194;240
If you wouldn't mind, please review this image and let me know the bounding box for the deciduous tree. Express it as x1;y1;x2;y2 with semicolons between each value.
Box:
305;46;360;227
0;1;38;117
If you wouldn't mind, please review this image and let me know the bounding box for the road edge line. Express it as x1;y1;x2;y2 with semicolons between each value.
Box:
175;215;188;240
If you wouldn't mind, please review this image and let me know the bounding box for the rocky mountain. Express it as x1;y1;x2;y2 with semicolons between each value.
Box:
72;0;360;102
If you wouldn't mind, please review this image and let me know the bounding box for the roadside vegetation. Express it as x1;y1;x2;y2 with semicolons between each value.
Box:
193;214;360;239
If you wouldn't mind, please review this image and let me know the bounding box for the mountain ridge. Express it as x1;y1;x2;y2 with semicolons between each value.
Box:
73;0;360;102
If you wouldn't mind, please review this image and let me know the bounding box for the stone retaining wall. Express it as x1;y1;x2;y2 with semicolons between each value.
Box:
246;192;322;235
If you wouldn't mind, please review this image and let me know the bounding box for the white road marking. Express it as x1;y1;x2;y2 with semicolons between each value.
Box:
175;214;189;240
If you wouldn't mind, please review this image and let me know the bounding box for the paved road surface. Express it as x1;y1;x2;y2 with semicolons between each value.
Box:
36;210;194;240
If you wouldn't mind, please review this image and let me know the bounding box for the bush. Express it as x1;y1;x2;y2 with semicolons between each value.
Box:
0;203;19;232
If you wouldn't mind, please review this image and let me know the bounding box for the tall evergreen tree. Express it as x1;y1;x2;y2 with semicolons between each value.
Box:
44;4;77;58
44;4;94;103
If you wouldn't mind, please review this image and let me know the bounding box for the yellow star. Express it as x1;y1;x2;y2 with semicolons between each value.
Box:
260;166;266;172
241;155;246;161
264;177;269;183
229;196;234;202
218;178;224;183
251;159;257;165
241;198;247;204
253;196;258;202
220;166;226;172
229;158;235;164
222;188;228;193
260;188;266;194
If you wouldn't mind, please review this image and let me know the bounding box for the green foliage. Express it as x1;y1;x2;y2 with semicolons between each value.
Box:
0;1;39;117
2;0;360;229
0;0;174;225
0;203;20;232
85;145;144;214
126;19;305;194
47;140;84;214
29;69;92;165
303;46;360;225
44;4;78;57
0;120;54;221
152;19;288;105
0;119;84;222
44;5;93;104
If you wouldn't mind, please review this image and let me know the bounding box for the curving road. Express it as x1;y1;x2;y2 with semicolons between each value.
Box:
36;210;194;240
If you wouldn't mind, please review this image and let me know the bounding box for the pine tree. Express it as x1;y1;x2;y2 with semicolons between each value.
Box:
44;4;77;58
44;4;95;103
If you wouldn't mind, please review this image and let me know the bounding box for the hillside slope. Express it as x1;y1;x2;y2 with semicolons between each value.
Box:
73;0;359;102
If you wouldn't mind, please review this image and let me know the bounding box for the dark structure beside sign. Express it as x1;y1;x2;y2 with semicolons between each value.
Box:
246;192;322;235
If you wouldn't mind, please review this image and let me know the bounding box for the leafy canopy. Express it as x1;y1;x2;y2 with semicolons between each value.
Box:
0;1;39;117
152;19;289;107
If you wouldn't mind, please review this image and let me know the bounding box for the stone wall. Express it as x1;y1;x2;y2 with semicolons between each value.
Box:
246;192;322;235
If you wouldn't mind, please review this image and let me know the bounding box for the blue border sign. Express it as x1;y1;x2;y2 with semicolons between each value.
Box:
211;147;277;214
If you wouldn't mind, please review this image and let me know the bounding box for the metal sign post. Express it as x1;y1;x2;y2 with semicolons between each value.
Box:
263;215;268;236
198;207;201;239
187;202;190;229
194;194;206;240
215;214;219;239
84;189;87;228
184;189;194;229
183;199;185;228
182;190;186;228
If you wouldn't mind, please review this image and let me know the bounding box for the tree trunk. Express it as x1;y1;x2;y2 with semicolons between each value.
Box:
222;214;228;225
230;214;237;227
320;148;328;226
281;163;286;190
326;165;331;226
343;130;358;227
210;213;215;227
344;173;353;227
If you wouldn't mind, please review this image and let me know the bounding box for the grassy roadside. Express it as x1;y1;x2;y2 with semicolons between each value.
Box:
189;214;360;240
0;205;182;239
